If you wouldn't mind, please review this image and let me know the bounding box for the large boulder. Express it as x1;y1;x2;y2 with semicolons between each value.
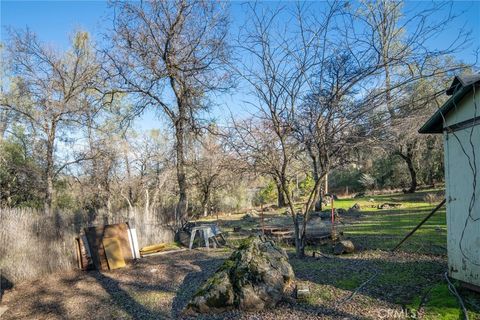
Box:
185;236;295;314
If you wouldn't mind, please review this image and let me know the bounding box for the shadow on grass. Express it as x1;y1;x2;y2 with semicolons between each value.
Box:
2;272;116;319
291;253;447;306
88;271;170;319
170;252;225;318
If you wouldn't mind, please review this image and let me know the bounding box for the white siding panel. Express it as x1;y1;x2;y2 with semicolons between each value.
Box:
445;89;480;127
445;123;480;287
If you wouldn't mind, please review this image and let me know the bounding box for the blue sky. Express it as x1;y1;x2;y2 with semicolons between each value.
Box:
1;0;479;132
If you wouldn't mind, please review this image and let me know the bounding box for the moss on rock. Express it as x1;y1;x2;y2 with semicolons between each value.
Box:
184;236;295;315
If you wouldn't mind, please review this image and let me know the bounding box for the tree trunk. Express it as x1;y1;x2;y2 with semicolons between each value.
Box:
275;180;286;207
293;217;304;258
145;189;150;221
175;116;188;225
123;152;135;208
312;157;322;211
45;169;53;215
44;122;56;215
280;177;305;258
203;202;209;217
397;146;417;193
404;155;417;193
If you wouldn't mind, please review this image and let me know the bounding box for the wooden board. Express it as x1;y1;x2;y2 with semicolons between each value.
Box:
75;237;92;270
103;237;126;270
84;223;133;270
140;243;167;255
126;225;141;259
84;226;109;270
75;238;83;269
104;223;133;262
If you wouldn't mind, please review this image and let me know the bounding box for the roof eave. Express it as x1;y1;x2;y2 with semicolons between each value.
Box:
418;83;477;134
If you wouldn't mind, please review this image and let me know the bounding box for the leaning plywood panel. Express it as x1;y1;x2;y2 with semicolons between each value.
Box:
84;226;109;270
103;237;126;270
103;223;133;262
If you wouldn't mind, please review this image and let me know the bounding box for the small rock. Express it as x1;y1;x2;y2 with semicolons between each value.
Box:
346;203;361;216
296;282;310;300
334;240;355;255
317;212;331;219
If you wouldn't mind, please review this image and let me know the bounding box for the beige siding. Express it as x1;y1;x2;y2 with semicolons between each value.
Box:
444;123;480;287
445;88;480;127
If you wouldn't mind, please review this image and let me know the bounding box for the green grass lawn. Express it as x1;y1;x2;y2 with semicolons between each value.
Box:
332;190;447;254
310;190;479;319
199;189;480;319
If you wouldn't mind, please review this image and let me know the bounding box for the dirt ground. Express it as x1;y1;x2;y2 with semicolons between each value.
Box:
0;247;454;320
0;248;363;320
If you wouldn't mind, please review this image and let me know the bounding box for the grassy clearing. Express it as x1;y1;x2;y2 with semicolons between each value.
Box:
213;189;479;319
335;190;447;254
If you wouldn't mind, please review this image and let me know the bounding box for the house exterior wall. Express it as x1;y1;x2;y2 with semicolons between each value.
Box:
445;88;480;126
443;90;480;287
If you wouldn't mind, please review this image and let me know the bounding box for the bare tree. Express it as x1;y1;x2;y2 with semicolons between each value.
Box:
356;0;471;192
232;2;340;257
228;118;296;208
0;45;17;141
232;0;471;257
105;0;230;226
2;30;105;213
190;127;233;217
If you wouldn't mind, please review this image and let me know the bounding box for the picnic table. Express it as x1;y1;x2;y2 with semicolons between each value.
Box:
189;224;224;250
